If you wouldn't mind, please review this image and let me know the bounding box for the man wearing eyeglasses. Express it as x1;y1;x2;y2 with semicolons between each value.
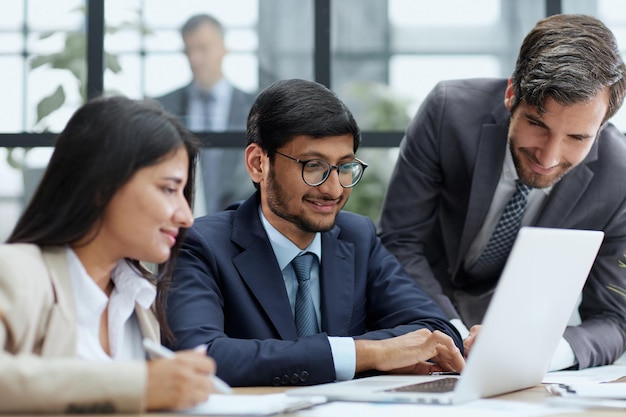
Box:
165;79;465;387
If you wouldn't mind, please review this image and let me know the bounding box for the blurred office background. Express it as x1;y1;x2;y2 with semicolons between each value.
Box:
1;0;625;242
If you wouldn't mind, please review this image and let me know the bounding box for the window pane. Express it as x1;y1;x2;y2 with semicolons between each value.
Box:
0;0;85;134
0;57;24;132
332;0;544;133
0;33;24;53
27;0;84;29
332;0;544;221
103;0;315;111
390;55;500;115
0;0;24;30
389;0;500;27
104;0;268;101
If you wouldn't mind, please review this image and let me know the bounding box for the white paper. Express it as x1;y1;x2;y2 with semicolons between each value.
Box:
182;393;326;415
543;364;626;384
546;396;626;410
553;382;626;400
296;399;581;417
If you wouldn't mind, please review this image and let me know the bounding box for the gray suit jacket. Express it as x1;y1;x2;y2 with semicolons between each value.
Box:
156;82;256;213
0;244;160;413
379;78;626;369
155;82;253;130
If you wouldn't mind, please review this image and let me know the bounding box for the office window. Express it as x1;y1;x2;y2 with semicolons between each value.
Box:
104;0;263;100
2;0;626;240
332;0;545;220
332;0;545;131
0;0;85;133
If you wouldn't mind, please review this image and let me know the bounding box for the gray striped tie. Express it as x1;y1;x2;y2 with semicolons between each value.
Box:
292;253;319;337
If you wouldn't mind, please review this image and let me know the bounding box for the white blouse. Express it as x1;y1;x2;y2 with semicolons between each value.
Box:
66;248;156;361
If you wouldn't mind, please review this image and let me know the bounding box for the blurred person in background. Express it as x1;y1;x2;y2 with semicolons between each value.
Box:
156;14;256;215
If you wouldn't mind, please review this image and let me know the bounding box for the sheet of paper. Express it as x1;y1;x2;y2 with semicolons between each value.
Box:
297;399;582;417
182;393;326;415
546;396;626;410
542;364;626;384
553;382;626;399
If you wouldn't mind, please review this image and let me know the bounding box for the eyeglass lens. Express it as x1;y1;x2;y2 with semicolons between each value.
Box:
303;160;363;187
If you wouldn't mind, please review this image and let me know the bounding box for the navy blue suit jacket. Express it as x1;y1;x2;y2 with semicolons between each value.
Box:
166;193;462;386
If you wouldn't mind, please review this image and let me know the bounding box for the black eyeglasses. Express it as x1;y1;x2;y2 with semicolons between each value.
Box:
274;151;368;188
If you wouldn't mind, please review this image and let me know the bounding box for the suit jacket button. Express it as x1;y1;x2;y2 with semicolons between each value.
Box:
272;376;281;386
281;374;290;385
300;371;309;382
290;373;300;384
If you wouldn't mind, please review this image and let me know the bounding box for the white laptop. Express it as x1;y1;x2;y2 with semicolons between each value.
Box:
287;227;604;405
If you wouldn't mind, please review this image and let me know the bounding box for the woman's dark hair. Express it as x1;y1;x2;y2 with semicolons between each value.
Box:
511;14;626;125
246;79;361;187
8;95;199;338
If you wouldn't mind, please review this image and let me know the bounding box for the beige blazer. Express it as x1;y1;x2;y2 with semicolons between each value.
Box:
0;244;160;413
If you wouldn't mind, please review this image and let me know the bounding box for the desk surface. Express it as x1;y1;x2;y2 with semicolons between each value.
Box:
232;378;626;417
2;378;623;416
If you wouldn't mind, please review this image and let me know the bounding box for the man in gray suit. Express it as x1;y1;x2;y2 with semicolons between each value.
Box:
157;14;255;214
379;14;626;371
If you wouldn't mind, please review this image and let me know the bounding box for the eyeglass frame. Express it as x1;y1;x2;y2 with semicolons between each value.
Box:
273;150;368;188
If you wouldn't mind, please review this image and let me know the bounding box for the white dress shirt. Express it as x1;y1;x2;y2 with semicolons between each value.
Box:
66;248;156;361
259;208;356;381
187;78;233;132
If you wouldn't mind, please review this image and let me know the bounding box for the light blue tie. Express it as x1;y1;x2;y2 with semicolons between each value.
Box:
292;253;319;337
470;180;533;277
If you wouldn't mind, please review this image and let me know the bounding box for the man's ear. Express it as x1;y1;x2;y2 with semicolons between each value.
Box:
245;143;265;184
504;78;515;111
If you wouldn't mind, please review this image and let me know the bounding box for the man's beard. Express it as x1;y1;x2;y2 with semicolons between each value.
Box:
509;140;572;189
265;169;343;233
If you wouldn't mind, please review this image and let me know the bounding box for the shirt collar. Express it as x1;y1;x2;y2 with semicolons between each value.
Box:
66;247;156;314
189;78;231;102
110;260;156;310
258;206;322;271
67;247;108;322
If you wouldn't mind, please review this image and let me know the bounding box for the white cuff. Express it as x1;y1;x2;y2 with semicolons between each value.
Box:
451;318;470;339
328;336;356;381
548;337;577;371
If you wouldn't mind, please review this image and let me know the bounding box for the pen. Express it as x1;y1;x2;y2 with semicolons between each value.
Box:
429;371;461;376
142;338;233;394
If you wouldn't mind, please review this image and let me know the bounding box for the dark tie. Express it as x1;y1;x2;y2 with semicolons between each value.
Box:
469;180;533;277
292;253;319;337
201;92;215;131
200;91;221;213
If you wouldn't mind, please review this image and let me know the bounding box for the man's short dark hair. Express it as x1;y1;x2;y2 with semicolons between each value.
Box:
511;14;626;125
181;14;224;38
246;79;362;156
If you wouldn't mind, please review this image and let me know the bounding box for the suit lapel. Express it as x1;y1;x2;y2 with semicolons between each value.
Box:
227;88;250;130
40;246;78;356
231;195;298;339
319;228;355;335
456;123;509;273
135;304;160;345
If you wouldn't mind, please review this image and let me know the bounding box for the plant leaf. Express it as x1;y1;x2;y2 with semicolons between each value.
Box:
105;52;122;73
36;86;66;124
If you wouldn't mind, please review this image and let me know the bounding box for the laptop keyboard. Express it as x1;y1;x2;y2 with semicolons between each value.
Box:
384;377;458;393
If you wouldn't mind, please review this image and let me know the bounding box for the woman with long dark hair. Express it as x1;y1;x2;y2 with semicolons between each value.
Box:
0;96;217;413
